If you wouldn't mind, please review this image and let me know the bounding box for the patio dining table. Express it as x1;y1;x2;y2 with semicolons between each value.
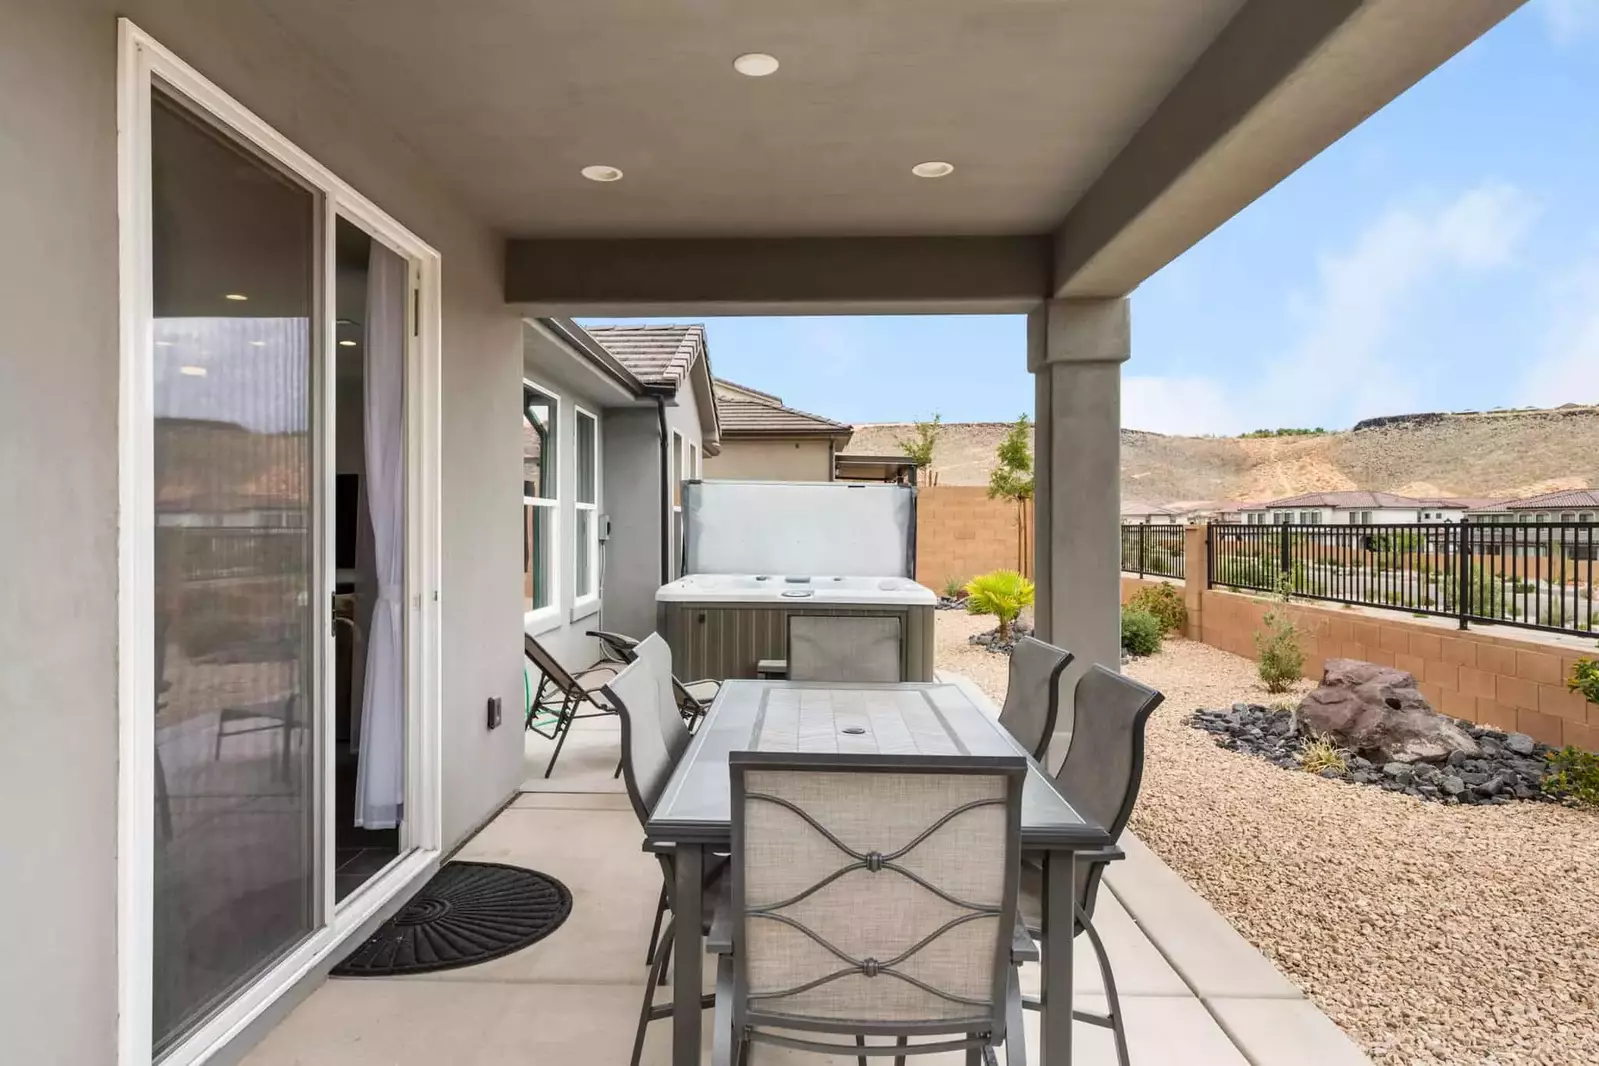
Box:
644;677;1113;1065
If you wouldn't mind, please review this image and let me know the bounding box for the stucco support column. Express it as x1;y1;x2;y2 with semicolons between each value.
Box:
1030;298;1128;758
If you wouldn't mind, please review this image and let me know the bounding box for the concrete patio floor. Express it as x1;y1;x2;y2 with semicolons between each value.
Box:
244;682;1372;1066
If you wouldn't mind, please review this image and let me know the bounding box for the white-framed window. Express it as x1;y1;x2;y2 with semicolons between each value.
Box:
1581;513;1594;523
523;381;559;620
573;406;599;604
670;430;684;578
1561;512;1576;523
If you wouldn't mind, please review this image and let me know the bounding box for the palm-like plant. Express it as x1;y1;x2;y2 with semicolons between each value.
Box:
964;569;1035;642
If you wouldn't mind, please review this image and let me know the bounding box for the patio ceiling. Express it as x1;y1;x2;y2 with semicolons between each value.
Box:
253;0;1525;310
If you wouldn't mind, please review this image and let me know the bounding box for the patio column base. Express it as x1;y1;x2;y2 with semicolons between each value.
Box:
1029;298;1128;759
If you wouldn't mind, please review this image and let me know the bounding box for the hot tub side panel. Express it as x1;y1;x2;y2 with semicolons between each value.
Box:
659;602;935;682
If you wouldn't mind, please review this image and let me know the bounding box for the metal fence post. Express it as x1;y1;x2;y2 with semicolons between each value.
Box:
1138;524;1147;578
1456;518;1471;630
1279;522;1291;581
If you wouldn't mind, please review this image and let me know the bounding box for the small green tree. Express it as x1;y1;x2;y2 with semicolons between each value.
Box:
964;569;1035;642
1571;656;1599;706
898;413;943;476
987;415;1035;572
987;414;1034;502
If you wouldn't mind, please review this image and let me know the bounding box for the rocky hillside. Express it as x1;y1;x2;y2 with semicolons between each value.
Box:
844;405;1599;503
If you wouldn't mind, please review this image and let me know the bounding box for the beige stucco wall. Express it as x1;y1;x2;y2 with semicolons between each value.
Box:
704;437;835;481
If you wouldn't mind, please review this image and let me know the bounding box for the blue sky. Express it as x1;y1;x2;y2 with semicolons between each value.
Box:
586;1;1599;437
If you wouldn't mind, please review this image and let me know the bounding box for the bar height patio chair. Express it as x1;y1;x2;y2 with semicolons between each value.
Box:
714;751;1031;1065
1020;665;1164;1066
587;628;721;726
599;636;725;1066
995;637;1073;763
787;614;903;683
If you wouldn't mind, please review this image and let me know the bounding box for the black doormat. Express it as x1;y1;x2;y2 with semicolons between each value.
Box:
331;861;572;977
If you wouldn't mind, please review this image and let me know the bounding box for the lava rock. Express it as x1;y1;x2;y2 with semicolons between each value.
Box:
1440;775;1466;797
1505;733;1537;756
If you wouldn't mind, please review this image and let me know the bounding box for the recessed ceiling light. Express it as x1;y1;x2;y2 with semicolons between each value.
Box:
248;340;266;347
179;365;207;377
733;53;779;77
224;292;248;301
338;339;358;347
580;165;624;183
911;161;955;179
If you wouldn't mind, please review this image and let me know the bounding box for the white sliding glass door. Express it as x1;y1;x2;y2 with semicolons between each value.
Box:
119;22;442;1066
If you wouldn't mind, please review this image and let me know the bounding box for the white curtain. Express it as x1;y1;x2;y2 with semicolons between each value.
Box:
354;240;408;829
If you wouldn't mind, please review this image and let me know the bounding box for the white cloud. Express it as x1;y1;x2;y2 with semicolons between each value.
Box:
1126;181;1538;435
1540;0;1599;45
1121;375;1238;436
1518;255;1599;406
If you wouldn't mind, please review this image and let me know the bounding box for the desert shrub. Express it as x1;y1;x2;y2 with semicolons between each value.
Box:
940;575;965;600
964;569;1034;642
1298;734;1348;775
1571;657;1599;705
1216;553;1277;590
1441;570;1506;617
1127;582;1186;635
1254;574;1305;693
1120;608;1164;657
1543;746;1599;807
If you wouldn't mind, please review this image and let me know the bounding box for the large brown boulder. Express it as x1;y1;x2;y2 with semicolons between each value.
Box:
1296;658;1481;764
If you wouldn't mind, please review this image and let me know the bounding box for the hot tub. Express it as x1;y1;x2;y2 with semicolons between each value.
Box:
657;573;937;681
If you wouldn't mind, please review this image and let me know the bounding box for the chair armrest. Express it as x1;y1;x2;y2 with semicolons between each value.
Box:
1074;846;1125;866
587;629;639;653
1010;921;1039;964
706;876;734;955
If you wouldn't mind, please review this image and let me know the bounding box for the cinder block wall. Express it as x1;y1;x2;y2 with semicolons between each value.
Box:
1119;571;1598;751
916;487;1033;587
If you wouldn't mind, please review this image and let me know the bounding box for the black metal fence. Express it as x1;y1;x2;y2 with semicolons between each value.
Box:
1120;524;1185;580
1207;521;1599;637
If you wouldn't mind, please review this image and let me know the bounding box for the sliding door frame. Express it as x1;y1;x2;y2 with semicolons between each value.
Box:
116;19;443;1066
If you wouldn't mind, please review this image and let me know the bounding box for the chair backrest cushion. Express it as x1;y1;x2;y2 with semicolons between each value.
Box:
787;615;902;683
600;634;690;826
730;752;1025;1035
996;637;1072;761
1054;665;1163;841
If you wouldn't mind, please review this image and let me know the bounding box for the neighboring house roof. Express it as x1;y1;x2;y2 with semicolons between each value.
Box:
1121;499;1178;516
584;324;705;389
712;378;851;439
583;323;722;451
1483;489;1599;511
1240;491;1435;511
1437;496;1513;510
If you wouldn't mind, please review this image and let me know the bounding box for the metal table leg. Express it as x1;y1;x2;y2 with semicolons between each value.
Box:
1043;848;1075;1063
672;842;705;1066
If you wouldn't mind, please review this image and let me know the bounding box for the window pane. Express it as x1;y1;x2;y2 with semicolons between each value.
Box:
524;386;556;500
671;433;682;507
524;504;553;611
576;411;596;505
575;509;594;598
150;91;317;1054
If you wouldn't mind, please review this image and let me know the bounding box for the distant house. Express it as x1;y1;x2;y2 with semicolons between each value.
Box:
1467;489;1598;524
1123;499;1250;525
703;378;853;482
1121;500;1182;525
1236;491;1499;526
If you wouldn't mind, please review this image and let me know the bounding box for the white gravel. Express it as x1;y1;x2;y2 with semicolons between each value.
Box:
936;610;1599;1066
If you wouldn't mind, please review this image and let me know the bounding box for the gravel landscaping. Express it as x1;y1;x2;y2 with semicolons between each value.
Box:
936;610;1599;1066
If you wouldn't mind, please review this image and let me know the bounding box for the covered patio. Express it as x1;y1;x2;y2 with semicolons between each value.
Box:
2;2;1530;1065
242;680;1369;1066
